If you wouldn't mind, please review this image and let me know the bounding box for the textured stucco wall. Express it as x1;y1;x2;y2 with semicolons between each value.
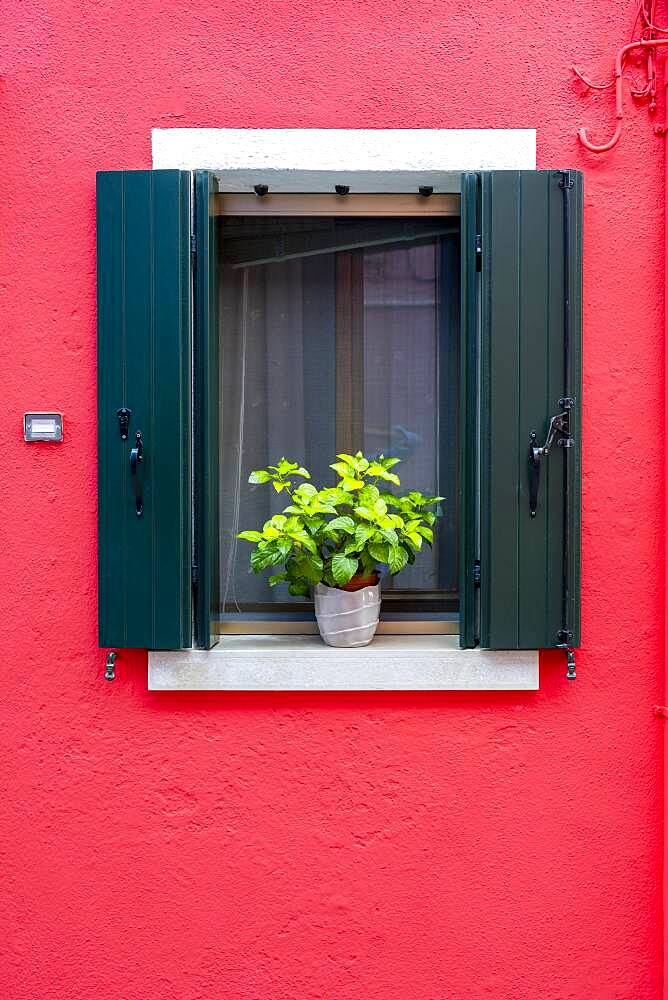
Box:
1;2;664;998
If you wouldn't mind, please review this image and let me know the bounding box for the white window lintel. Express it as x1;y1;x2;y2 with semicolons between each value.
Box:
152;127;536;193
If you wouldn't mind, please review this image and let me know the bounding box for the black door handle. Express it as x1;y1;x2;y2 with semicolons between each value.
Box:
130;430;144;517
528;432;543;518
527;403;574;518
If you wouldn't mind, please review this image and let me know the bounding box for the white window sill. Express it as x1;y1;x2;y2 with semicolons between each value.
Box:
148;635;538;691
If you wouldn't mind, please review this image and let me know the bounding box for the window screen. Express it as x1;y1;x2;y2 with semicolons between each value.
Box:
218;215;460;626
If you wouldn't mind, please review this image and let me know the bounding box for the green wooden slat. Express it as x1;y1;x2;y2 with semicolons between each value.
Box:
545;172;567;646
97;172;126;641
481;172;522;647
518;172;553;648
459;172;479;648
479;170;582;649
97;170;191;649
569;173;583;647
194;171;220;649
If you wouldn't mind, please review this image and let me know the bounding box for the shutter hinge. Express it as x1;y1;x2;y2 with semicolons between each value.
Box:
473;560;481;587
190;234;197;256
475;234;482;271
191;563;198;586
559;170;575;190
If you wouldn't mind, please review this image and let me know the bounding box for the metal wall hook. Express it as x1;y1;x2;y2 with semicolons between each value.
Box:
105;650;117;681
418;185;434;197
557;631;576;679
575;36;668;153
253;184;269;197
335;184;350;195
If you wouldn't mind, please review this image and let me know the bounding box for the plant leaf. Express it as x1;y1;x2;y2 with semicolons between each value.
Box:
388;545;409;574
330;461;351;477
276;539;293;559
404;531;423;550
250;548;277;573
294;555;324;583
340;477;365;491
331;553;358;586
354;524;374;548
378;527;398;546
276;458;297;475
368;462;400;485
380;493;402;509
237;530;263;542
368;542;389;564
268;572;288;586
357;484;380;507
353;505;374;522
248;470;271;484
326;515;356;535
288;532;317;555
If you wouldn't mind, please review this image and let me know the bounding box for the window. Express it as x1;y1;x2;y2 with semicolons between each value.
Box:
216;202;460;633
96;169;582;657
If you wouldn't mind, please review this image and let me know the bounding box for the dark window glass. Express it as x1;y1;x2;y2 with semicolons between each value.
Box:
218;215;460;623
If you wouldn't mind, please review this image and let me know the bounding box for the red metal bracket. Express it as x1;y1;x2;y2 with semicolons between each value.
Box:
574;3;668;153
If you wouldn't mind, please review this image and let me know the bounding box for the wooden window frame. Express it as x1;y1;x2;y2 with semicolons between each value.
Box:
216;193;461;635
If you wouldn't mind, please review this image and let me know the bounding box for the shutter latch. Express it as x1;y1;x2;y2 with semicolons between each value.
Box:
116;407;132;441
528;399;575;518
475;234;482;271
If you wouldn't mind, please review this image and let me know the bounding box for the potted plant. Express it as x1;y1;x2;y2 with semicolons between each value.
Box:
237;452;443;647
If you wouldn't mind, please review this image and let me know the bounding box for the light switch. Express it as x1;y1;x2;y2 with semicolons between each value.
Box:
24;413;63;442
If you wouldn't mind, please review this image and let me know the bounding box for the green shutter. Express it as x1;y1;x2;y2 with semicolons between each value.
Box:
193;171;220;648
459;172;480;648
97;170;192;649
477;169;582;649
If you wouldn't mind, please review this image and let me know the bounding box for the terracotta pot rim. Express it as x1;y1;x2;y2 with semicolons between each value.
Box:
336;572;380;593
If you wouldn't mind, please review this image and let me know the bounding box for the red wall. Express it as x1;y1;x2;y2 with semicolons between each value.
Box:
1;2;664;997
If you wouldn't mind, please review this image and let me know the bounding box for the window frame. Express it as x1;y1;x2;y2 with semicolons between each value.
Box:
212;191;462;636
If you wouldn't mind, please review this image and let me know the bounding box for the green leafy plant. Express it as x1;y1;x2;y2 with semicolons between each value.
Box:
237;453;443;596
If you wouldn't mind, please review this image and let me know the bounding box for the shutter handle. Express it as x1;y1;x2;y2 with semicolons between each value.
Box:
129;430;144;517
528;404;574;517
528;432;543;518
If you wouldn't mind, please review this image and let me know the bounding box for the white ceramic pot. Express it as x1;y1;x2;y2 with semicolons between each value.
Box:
313;582;381;647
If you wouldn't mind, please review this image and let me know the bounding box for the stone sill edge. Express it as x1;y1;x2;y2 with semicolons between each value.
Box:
148;635;539;691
